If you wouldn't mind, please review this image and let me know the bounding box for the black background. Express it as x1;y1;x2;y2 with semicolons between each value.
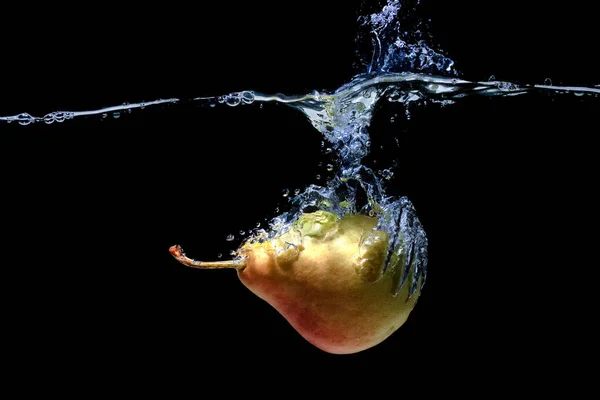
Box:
1;0;596;393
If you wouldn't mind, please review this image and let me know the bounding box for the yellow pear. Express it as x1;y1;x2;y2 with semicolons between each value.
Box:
170;210;423;354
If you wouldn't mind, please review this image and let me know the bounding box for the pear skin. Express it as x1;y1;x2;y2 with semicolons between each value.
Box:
170;211;421;355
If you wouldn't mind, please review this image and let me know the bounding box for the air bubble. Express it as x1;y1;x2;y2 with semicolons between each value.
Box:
239;230;245;236
544;78;552;86
488;75;495;81
256;222;261;228
241;91;255;104
282;189;290;197
226;234;235;241
113;112;120;119
102;113;107;119
17;113;35;126
54;112;66;123
226;94;241;107
217;253;223;259
327;164;334;171
316;174;321;180
294;188;301;196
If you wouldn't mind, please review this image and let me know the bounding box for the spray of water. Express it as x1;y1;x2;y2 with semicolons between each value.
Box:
356;0;456;75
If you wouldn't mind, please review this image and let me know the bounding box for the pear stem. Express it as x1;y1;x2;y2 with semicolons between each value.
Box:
169;245;246;270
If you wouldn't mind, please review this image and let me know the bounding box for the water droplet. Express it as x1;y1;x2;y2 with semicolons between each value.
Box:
282;189;290;197
544;78;552;86
381;169;394;180
326;164;334;171
217;253;223;259
113;112;120;119
294;188;301;196
226;234;235;241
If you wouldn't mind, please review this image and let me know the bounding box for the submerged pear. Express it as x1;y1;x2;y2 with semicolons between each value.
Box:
170;210;423;354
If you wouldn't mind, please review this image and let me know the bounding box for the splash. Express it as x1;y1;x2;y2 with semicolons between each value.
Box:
2;0;599;296
356;0;456;75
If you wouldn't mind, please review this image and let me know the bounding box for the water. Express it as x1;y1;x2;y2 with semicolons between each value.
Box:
1;0;598;298
0;98;179;125
4;73;596;126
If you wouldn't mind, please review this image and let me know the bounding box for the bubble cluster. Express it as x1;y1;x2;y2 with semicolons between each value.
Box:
218;91;256;107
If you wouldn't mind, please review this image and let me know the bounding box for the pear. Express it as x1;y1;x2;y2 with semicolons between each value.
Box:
170;210;423;355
